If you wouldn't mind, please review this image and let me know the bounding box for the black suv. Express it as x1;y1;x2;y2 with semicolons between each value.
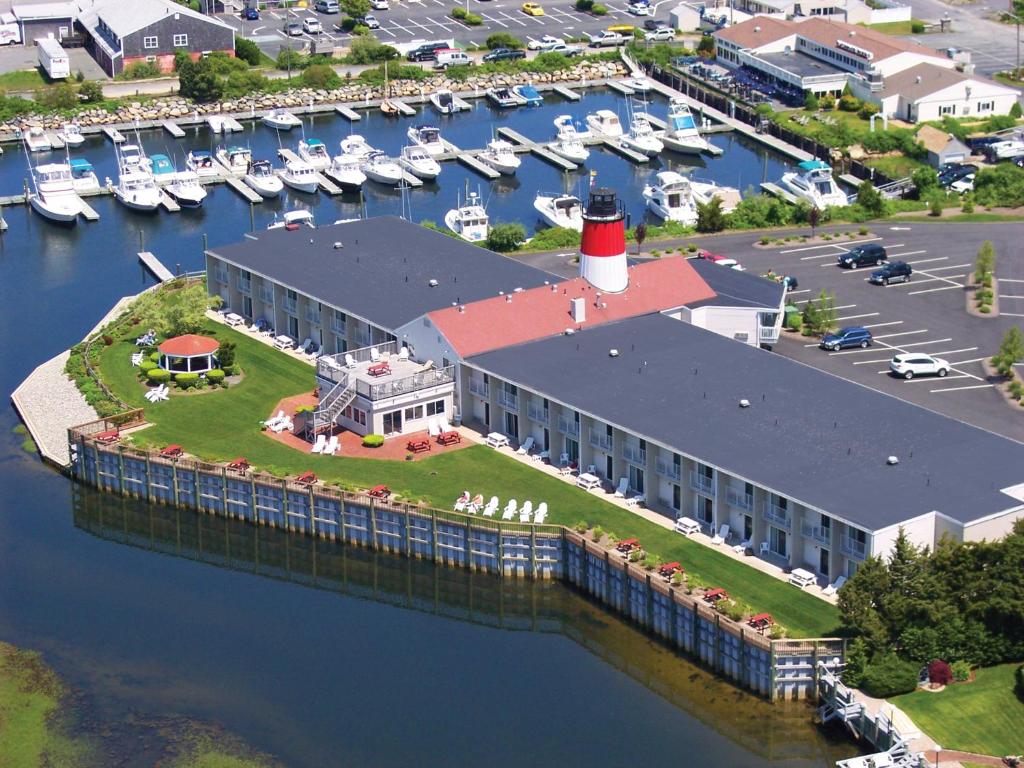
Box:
407;42;449;62
869;260;912;285
483;48;526;62
837;242;887;269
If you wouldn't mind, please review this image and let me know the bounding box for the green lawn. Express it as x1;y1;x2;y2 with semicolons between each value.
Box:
96;315;839;638
0;68;48;90
863;154;929;179
866;20;921;35
891;664;1024;756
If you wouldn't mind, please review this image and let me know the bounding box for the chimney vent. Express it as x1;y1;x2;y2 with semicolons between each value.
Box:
333;241;343;249
739;399;750;408
754;24;761;32
458;305;465;314
505;294;512;303
887;455;899;465
570;297;586;323
428;278;439;287
609;349;619;357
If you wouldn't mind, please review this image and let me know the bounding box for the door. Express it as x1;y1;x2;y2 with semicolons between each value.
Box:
672;484;681;511
697;496;712;525
743;514;753;542
565;438;579;464
484;402;490;427
382;410;403;435
288;315;299;339
770;527;787;558
819;547;830;578
242;295;252;319
504;411;518;439
629;465;644;494
543;428;549;451
605;455;613;481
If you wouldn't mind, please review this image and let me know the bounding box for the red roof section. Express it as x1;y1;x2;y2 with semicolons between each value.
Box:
159;334;220;356
428;258;716;358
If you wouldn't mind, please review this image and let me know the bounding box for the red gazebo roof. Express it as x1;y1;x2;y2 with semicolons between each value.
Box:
158;334;220;357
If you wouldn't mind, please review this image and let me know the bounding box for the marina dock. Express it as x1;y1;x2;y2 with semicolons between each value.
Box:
496;127;578;171
102;127;125;144
391;99;416;117
162;120;186;138
335;105;361;121
225;176;263;203
222;116;244;132
78;199;100;221
138;250;175;282
600;137;649;164
44;132;65;149
451;95;472;112
553;85;581;102
315;172;344;195
838;173;864;189
607;80;635;97
158;190;180;213
760;182;800;205
456;153;500;179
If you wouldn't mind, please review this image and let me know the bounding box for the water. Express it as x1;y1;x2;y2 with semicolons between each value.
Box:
0;90;853;767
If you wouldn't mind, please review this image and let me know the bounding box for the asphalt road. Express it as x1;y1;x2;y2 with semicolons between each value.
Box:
904;0;1021;77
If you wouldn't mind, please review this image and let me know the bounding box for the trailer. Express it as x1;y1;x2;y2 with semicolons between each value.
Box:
0;13;21;46
36;37;70;79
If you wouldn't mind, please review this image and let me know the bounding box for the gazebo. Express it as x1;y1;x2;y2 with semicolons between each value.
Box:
158;334;220;374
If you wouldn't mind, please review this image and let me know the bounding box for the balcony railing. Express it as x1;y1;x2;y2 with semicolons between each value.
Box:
498;390;519;411
468;379;489;398
589;429;612;452
762;502;791;530
840;536;867;560
622;443;646;466
727;488;753;511
689;471;715;497
759;326;778;343
354;330;371;347
257;287;274;305
283;297;297;315
330;319;346;335
354;365;455;402
215;268;228;285
305;309;321;325
557;415;580;438
527;403;549;424
801;523;831;546
316;341;399;385
236;277;251;295
655;458;680;481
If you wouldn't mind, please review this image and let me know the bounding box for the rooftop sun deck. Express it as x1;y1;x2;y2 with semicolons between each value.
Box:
317;342;454;401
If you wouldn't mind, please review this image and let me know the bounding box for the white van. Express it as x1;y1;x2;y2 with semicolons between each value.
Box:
434;49;471;69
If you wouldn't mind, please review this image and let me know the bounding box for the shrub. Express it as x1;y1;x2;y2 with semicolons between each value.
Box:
462;11;483;24
217;341;236;370
276;48;307;72
819;93;836;110
861;653;920;698
235;37;263;66
451;5;468;18
927;659;953;686
175;372;200;389
362;434;385;447
77;80;104;103
951;660;972;682
929;195;943;216
347;37;399;64
858;102;879;119
573;521;588;533
149;351;161;363
628;549;644;562
486;223;526;252
1012;101;1022;119
146;368;171;383
803;92;819;111
838;94;861;112
786;313;803;332
591;3;608;13
302;63;341;89
911;20;925;33
486;33;524;49
696;197;726;233
1009;381;1023;400
529;226;581;250
121;61;162;80
575;0;593;8
206;369;226;385
591;525;604;542
961;193;975;213
696;35;714;56
139;360;157;374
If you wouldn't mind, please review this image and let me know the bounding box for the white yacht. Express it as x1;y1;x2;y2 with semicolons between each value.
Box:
298;137;331;170
281;160;319;193
118;143;152;174
215;146;252;176
407;124;445;156
621;113;663;157
477;139;520;175
340;134;375;159
244;159;283;198
430;89;457;115
689;178;742;214
29;163;82;223
262;109;302;131
186;150;218;178
444;190;489;243
361;151;403;185
58;122;85;147
661;98;709;154
23;126;52;152
113;171;161;211
167;170;207;207
779;160;847;209
586;109;623;137
398;145;441;180
642;171;698;225
324;154;366;190
268;209;315;230
534;192;584;231
69;158;100;193
548;115;590;163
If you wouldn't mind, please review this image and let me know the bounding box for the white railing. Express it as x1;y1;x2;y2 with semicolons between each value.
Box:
655;457;680;481
689;471;715;496
841;536;867;559
727;488;753;511
498;390;518;411
283;297;297;315
257;286;274;304
330;318;346;335
557;415;580;438
762;502;791;529
589;429;612;452
622;443;646;466
527;403;549;423
469;379;489;398
801;523;831;545
316;341;399;384
237;277;251;295
759;326;778;343
305;308;321;325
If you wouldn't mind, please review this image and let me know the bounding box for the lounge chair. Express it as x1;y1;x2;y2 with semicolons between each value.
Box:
297;338;312;355
345;353;358;369
501;499;517;521
468;494;484;514
732;539;751;555
557;453;573;475
534;502;548;523
427;418;440;438
271;418;294;434
822;575;847;597
454;490;470;512
131;352;143;366
519;500;533;522
311;434;327;453
398;347;410;361
613;477;628;498
625;493;645;508
156;385;169;401
265;410;286;429
483;496;499;517
711;524;730;545
517;436;534;456
533;449;549;462
324;435;339;455
370;347;381;363
439;417;452;433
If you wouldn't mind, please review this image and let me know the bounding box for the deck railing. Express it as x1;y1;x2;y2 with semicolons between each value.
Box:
655;457;680;481
689;471;715;496
589;429;612;452
468;378;489;398
354;365;455;401
726;488;753;511
762;502;791;530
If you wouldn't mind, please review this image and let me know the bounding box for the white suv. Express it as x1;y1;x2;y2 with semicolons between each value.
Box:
528;35;563;51
302;17;323;33
889;353;950;379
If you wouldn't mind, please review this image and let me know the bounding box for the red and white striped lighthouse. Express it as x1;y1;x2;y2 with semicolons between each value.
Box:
579;187;628;293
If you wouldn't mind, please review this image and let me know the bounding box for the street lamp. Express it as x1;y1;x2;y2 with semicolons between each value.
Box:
934;743;941;768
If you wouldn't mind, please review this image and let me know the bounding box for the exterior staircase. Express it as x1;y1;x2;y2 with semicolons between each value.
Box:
312;375;355;435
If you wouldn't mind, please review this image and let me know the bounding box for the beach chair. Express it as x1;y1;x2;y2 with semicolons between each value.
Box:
501;499;517;521
519;500;533;523
398;347;410;361
483;496;499;517
732;539;751;555
297;338;312;355
613;477;628;498
711;525;730;545
131;352;143;366
427;417;440;438
625;493;645;508
517;436;534;456
345;353;357;369
156;384;169;401
370;347;381;363
454;490;470;512
533;502;548;524
145;387;160;402
822;575;847;597
439;417;452;433
272;418;294;434
265;410;286;429
468;494;484;514
324;435;339;455
759;541;770;555
311;434;327;453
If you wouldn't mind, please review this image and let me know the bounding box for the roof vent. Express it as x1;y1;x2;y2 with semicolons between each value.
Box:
551;284;558;292
565;327;575;335
915;75;922;83
849;29;856;36
609;349;619;357
887;455;899;465
428;278;439;287
458;305;465;314
514;286;524;293
333;241;343;249
754;25;761;32
739;399;750;408
505;294;512;303
570;296;586;324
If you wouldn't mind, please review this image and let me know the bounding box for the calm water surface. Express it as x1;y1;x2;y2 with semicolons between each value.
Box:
0;90;854;767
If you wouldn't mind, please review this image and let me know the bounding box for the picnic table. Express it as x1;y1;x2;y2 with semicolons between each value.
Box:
368;362;391;377
748;613;774;632
228;457;250;472
616;538;639;553
485;432;509;449
160;444;183;458
95;429;119;444
368;484;391;499
406;438;431;453
273;335;295;350
659;562;682;578
704;587;728;603
437;431;460;446
788;567;816;589
673;516;701;536
296;471;318;485
576;472;601;490
224;312;245;327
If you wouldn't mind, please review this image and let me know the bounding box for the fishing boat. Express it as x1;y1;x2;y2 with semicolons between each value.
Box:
324;153;366;190
486;87;520;109
513;83;543;107
113;170;161;211
69;158;100;193
620;113;663;157
548;115;590;163
186;149;218;178
215;146;252;176
267;209;316;230
58;122;85;147
23;126;52;152
477;139;520;175
28;162;82;223
429;88;457;115
298;137;331;170
280;160;319;193
151;155;205;207
398;145;441;180
244;159;283;198
444;189;489;243
585;109;623;137
118;143;152;173
361;151;403;185
641;171;698;225
149;153;177;185
340;134;375;159
262;109;302;131
661;98;709;154
407;124;445;156
779;159;847;209
534;192;583;231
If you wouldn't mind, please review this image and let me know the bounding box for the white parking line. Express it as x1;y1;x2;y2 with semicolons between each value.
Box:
862;321;903;329
929;383;995;393
886;250;927;260
926;347;978;357
999;294;1024;299
946;357;987;365
873;330;928;340
787;289;810;297
920;263;970;272
900;374;971;383
897;338;953;348
854;357;900;365
999;278;1024;283
891;274;965;288
800;250;848;261
481;12;509;25
781;238;882;254
907;285;964;296
835;312;880;321
902;256;948;266
499;10;529;25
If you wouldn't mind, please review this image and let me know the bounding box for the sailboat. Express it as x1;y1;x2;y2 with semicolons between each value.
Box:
381;61;400;116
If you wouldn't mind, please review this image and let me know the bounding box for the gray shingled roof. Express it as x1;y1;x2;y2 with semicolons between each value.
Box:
208;216;556;331
685;258;785;310
468;313;1024;531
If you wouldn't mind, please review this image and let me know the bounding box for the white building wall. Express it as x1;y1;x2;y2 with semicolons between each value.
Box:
872;50;953;77
906;80;1020;122
963;507;1024;542
687;305;761;346
871;512;939;557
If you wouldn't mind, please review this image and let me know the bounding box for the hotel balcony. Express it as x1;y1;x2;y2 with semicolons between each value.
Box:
316;342;454;402
622;443;646;466
354;330;371;347
589;429;612;452
283;297;297;316
840;536;867;560
257;287;274;305
330;318;346;335
801;523;831;546
468;379;489;398
498;390;519;411
655;458;680;481
527;403;549;424
762;502;791;530
305;308;321;326
726;488;753;511
689;471;715;497
557;415;580;438
215;268;228;285
759;326;779;345
236;277;251;295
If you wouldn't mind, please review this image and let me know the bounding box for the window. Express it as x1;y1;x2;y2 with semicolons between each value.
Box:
404;405;423;421
173;33;188;47
348;407;366;427
143;35;158;49
977;101;993;113
426;399;445;417
939;105;956;116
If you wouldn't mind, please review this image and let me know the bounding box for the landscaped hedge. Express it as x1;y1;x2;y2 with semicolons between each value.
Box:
362;434;385;448
150;351;161;363
175;372;200;389
861;653;920;698
206;369;225;385
1016;664;1024;701
139;360;157;374
146;368;171;383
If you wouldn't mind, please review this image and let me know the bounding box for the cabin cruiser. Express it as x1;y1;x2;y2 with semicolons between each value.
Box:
407;124;445;156
430;88;457;114
280;160;319;193
150;153;177;184
779;160;847;209
262;109;302;131
513;83;543;107
29;163;82;223
215;146;252;176
988;137;1024;160
586;109;623;137
69;158;100;193
151;155;206;207
620;113;663;157
689;177;742;214
361;151;403;185
340;134;375;159
641;171;698;225
298;137;331;170
244;159;283;198
398;145;441;180
477;139;520;175
534;192;583;231
324;153;366;190
486;87;520;109
548;115;590;163
118;143;152;173
23;126;52;152
113;170;161;211
444;190;489;242
58;122;85;147
186;149;218;178
661;98;709;154
268;209;315;230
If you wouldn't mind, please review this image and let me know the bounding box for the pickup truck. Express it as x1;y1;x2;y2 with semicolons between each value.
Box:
587;30;630;47
548;42;584;56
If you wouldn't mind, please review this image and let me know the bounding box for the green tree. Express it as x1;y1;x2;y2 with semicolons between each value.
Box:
975;240;996;284
912;166;938;197
842;637;870;687
341;0;372;18
77;80;104;103
814;288;837;332
837;556;891;656
135;283;221;337
928;193;943;216
486;223;526;252
804;91;819;111
994;326;1024;377
301;63;341;89
347;37;398;64
485;32;524;49
973;163;1024;207
39;83;78;110
276;48;306;73
860;653;920;697
235;37;263;66
1011;101;1022;119
855;180;887;218
961;192;974;214
695;197;725;233
696;35;714;57
633;221;647;255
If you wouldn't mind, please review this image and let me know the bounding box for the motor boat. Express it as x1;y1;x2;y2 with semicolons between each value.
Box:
244;159;283;198
186;149;218;178
534;192;583;231
117;143;152;174
586;109;623;137
513;83;543;107
361;151;404;185
620;113;663;157
661;98;709;154
149;153;177;185
477;139;520;175
381;98;401;117
779;160;847;209
689;177;742;214
407;124;445;156
58;122;85;147
548;115;590;163
268;209;316;230
623;76;651;93
113;170;161;212
324;153;366;190
430;89;457;115
281;160;319;193
262;109;302;131
641;171;698;225
486;87;520;109
150;155;205;207
28;163;82;223
444;190;489;243
215;146;252;176
23;126;52;152
398;145;441;180
69;158;100;193
295;137;330;170
340;134;375;159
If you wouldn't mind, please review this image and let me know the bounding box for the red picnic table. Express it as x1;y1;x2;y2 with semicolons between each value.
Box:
748;613;774;632
616;537;639;553
228;457;250;472
368;484;391;499
406;438;431;453
704;588;728;603
437;431;461;446
160;444;183;458
658;562;682;578
95;429;120;445
296;471;318;485
367;362;391;377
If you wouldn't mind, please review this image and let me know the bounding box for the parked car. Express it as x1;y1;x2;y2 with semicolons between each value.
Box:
522;2;545;15
645;27;675;41
285;20;303;35
938;163;976;187
966;135;1002;152
869;260;912;285
889;353;949;379
819;326;873;351
949;173;975;194
627;1;650;15
302;17;322;33
528;35;563;50
548;42;583;56
483;47;526;62
241;6;259;19
314;0;339;12
371;0;389;8
359;12;380;28
406;41;449;61
644;18;669;30
435;49;471;68
837;242;887;269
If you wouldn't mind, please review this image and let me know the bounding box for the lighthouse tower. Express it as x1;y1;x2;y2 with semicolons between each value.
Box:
579;187;628;293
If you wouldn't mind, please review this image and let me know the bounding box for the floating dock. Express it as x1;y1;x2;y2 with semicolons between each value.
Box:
607;80;635;97
391;99;416;117
162;120;186;138
222;116;244;132
138;251;175;282
102;127;125;144
225;176;263;203
600;137;649;164
838;173;864;189
456;153;500;180
451;95;472;112
760;182;800;205
158;190;180;213
553;85;581;101
398;169;423;188
335;105;361;121
44;132;65;149
78;199;100;221
314;172;343;195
